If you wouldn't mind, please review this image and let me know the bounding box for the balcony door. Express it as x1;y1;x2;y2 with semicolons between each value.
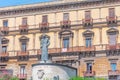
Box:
20;65;26;75
63;38;69;48
111;63;117;71
2;46;7;53
109;34;116;46
85;37;92;48
87;63;92;72
21;42;27;52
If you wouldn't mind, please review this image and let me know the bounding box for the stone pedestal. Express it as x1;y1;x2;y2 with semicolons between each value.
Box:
32;63;77;80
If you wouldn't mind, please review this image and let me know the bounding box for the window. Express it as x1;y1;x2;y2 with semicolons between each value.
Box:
85;37;92;47
3;20;8;27
22;18;27;25
109;8;115;18
21;42;27;52
20;65;26;75
42;15;48;23
111;63;117;71
85;11;91;20
87;63;92;72
109;34;116;45
63;38;69;48
2;46;7;53
63;13;69;21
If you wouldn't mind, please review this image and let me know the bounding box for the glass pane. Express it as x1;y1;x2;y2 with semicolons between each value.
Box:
42;15;48;23
20;66;26;74
22;18;27;25
86;38;92;47
109;8;115;17
21;42;27;51
63;38;69;48
109;35;116;45
111;63;116;71
63;13;69;21
85;11;91;20
3;20;8;27
87;63;92;71
2;46;7;53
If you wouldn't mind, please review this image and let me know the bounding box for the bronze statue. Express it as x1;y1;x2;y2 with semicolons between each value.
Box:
40;34;50;62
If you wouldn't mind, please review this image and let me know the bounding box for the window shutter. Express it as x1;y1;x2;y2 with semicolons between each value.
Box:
42;15;48;23
63;13;69;21
109;8;115;18
22;18;27;25
85;11;91;20
109;35;116;45
111;63;116;71
3;20;8;27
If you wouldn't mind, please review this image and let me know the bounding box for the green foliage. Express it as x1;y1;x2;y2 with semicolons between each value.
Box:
10;76;19;80
0;75;19;80
2;75;11;80
69;76;106;80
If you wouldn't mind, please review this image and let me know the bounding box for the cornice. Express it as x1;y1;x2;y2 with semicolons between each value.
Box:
0;0;119;17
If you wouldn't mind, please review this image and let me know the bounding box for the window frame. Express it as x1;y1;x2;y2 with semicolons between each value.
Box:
42;15;48;23
3;20;8;27
22;17;27;25
63;13;69;21
85;10;91;20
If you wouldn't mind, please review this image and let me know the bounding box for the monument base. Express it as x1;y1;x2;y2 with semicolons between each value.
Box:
40;60;52;63
32;63;77;80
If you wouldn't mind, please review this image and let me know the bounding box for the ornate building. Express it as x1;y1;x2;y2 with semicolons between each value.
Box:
0;0;120;80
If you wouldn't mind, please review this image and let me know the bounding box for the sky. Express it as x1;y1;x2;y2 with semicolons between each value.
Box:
0;0;53;7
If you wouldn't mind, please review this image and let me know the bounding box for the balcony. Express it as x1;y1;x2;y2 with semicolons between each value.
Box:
83;71;95;77
60;20;71;30
82;18;93;28
81;46;95;52
0;52;9;57
39;22;49;32
0;52;9;62
17;51;29;61
17;74;27;79
106;44;120;50
17;51;29;56
108;70;120;76
0;27;9;35
19;25;28;34
106;16;117;26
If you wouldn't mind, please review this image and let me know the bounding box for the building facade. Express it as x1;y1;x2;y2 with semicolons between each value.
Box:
0;0;120;80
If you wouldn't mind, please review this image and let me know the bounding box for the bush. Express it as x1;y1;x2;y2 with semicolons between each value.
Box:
70;76;106;80
10;76;19;80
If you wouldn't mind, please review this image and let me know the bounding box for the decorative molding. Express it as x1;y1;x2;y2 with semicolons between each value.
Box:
0;0;119;16
19;36;29;42
2;37;9;44
107;28;119;35
83;30;94;37
59;30;73;38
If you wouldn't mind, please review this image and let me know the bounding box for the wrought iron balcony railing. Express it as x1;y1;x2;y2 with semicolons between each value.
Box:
17;74;27;79
82;18;93;28
108;70;120;76
83;71;95;77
